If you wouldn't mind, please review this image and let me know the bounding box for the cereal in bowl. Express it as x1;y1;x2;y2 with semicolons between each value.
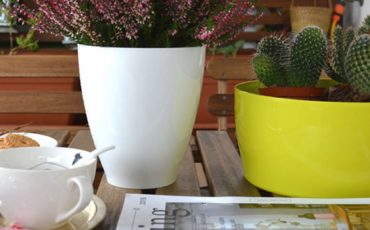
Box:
0;134;39;149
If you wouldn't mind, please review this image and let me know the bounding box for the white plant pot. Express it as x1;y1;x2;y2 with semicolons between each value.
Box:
78;45;205;188
347;1;370;28
360;1;370;25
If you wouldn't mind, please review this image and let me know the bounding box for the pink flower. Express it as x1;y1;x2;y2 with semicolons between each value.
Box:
12;0;261;47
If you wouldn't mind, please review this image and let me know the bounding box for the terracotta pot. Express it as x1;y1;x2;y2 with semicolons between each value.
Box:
259;86;328;100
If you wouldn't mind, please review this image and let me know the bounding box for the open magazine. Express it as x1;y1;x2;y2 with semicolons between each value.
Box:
117;193;370;230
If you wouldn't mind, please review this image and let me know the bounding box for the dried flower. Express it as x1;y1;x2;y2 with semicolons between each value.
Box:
12;0;261;47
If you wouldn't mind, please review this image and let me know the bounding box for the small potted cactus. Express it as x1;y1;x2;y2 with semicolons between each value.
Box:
234;19;370;198
324;17;370;102
252;26;328;100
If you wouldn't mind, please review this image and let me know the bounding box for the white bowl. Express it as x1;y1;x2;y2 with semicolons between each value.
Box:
1;132;58;147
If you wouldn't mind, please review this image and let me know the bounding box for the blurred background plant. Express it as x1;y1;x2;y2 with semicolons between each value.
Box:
209;40;245;57
0;0;38;55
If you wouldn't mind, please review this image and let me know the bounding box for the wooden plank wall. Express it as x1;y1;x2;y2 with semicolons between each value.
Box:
236;0;335;54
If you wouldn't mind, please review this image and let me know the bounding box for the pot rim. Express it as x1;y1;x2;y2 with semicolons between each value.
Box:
235;80;370;105
77;44;206;50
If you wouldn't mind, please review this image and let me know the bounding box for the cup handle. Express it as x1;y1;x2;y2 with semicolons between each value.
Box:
55;176;93;223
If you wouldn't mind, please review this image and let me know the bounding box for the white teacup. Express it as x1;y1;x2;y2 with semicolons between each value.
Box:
0;147;97;229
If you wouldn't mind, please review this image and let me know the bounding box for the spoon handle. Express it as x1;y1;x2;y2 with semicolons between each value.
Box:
73;145;115;167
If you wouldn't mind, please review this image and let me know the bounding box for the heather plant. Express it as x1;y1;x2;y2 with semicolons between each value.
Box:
12;0;260;48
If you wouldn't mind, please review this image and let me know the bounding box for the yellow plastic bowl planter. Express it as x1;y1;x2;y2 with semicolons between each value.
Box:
235;81;370;198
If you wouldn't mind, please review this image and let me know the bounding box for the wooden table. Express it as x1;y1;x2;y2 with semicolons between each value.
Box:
34;128;262;230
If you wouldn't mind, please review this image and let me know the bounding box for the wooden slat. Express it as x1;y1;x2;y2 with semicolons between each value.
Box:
236;30;288;42
0;91;84;113
68;130;95;151
217;81;228;131
290;0;334;7
0;54;78;77
195;163;208;188
207;94;234;117
245;15;290;25
196;130;260;196
257;0;333;8
156;147;200;196
206;56;256;80
257;0;291;8
96;176;141;230
0;125;88;132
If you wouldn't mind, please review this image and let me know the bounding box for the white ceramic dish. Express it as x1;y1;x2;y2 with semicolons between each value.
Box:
0;195;106;229
1;132;58;147
0;147;97;229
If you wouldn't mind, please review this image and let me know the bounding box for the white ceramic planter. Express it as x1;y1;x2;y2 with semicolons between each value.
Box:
360;1;370;26
346;1;370;28
78;45;205;188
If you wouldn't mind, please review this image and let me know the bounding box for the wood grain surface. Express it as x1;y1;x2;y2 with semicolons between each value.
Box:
0;54;78;77
35;129;262;229
196;130;260;197
0;91;84;114
206;56;256;81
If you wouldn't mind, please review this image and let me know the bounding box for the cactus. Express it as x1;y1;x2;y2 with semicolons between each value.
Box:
324;15;370;100
325;26;356;83
345;34;370;95
256;35;289;66
253;26;327;87
326;26;364;83
343;27;356;55
357;15;370;36
331;26;347;82
252;54;286;86
288;26;327;86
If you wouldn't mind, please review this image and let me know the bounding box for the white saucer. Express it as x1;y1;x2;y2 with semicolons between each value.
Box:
58;195;106;229
1;132;58;147
0;195;106;229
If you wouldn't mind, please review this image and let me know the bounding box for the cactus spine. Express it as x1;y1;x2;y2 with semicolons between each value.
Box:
325;15;370;98
288;27;327;86
253;54;286;86
345;34;370;95
253;26;327;87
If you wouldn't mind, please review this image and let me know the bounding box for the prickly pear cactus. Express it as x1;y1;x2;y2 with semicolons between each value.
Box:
325;16;370;101
256;36;289;65
332;26;346;82
343;27;355;52
288;26;327;86
345;34;370;95
357;15;370;35
253;26;327;87
252;54;286;87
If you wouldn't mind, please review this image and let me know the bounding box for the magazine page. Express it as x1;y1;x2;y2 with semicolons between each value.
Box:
117;193;370;230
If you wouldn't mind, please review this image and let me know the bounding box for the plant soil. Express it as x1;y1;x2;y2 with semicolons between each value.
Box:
328;84;370;102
